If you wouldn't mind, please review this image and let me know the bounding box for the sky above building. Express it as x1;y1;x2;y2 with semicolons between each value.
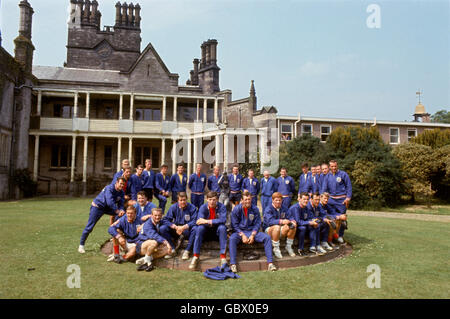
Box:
1;0;449;121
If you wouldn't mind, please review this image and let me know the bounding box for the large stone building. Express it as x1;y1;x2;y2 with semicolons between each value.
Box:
0;0;449;199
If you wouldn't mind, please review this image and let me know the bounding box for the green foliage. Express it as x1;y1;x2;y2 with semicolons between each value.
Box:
278;134;327;179
12;169;37;198
430;145;450;201
411;128;450;149
325;126;405;209
431;110;450;124
238;150;262;179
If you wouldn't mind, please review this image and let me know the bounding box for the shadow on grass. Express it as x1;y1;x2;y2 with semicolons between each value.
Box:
344;231;374;247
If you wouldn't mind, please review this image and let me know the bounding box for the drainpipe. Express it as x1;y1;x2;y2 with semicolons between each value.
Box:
294;113;301;138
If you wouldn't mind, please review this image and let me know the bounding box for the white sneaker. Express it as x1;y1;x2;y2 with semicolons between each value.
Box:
135;257;146;265
164;251;175;259
268;263;277;271
309;246;317;254
273;248;283;259
321;242;333;251
316;245;326;254
337;237;344;244
107;254;115;262
220;258;228;266
182;250;190;260
230;264;238;273
78;245;85;254
189;256;199;270
286;245;296;257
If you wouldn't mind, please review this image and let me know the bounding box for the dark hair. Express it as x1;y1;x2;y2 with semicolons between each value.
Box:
312;192;320;198
301;163;309;168
137;191;147;198
126;206;136;213
299;192;309;199
206;191;218;199
117;177;127;184
160;164;168;169
177;192;187;199
242;190;252;198
137;164;144;169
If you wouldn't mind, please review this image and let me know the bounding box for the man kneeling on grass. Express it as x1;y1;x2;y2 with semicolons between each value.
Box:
135;208;172;272
190;191;228;270
229;191;276;273
107;205;141;263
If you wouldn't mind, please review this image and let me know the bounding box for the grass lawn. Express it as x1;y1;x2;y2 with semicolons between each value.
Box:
0;197;449;299
380;205;450;216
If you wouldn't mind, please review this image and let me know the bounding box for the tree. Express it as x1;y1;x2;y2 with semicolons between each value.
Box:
278;134;327;180
431;110;450;124
411;128;450;149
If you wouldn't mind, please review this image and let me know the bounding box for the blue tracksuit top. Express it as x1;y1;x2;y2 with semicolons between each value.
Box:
162;202;198;229
188;173;207;193
310;174;320;194
129;174;145;200
228;174;244;192
242;177;260;196
320;170;352;198
170;173;187;193
231;204;261;234
93;184;125;214
197;202;227;226
318;202;337;217
142;169;156;189
288;203;310;227
262;204;293;231
134;201;157;222
137;217;166;244
260;176;278;196
111;169;124;185
154;173;171;193
112;214;141;240
207;174;222;192
318;173;328;192
307;201;325;219
277;176;296;195
298;172;312;194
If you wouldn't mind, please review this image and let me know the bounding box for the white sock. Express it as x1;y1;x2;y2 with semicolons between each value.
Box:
144;255;153;265
272;240;280;249
286;238;294;247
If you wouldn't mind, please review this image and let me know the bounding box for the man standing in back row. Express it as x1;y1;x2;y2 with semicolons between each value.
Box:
320;160;351;244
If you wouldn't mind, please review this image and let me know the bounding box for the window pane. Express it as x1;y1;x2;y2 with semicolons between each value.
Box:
281;124;292;133
144;109;152;121
143;147;151;160
302;125;312;135
62;106;72;118
321;126;330;134
54;104;61;117
152;109;161;121
60;145;69;167
135;109;142;121
207;107;214;122
179;106;196;122
105;107;114;119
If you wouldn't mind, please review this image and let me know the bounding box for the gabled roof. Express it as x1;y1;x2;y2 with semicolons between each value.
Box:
123;42;179;80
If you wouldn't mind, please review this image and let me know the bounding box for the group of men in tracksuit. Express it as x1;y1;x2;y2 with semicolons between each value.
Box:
78;158;351;274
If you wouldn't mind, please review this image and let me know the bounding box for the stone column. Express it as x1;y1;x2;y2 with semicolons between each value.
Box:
37;91;42;116
74;92;79;118
193;137;198;169
130;93;134;120
33;135;39;181
85;92;90;118
223;133;229;171
215;134;223;166
214;98;218;123
119;94;123;120
196;99;200;121
82;136;88;196
70;135;76;183
117;137;122;171
129;137;133;168
162;96;167;121
161;138;166;166
203;99;208;122
172;138;177;174
187;138;192;178
173;97;178;122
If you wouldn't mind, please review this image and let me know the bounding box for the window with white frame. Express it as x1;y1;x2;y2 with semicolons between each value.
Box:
389;128;400;144
301;124;312;136
280;124;293;141
407;129;417;142
51;144;71;168
320;125;331;142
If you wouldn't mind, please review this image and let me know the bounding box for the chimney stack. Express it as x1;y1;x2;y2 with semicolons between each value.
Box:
128;3;135;27
134;4;141;27
121;2;128;25
14;0;35;73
